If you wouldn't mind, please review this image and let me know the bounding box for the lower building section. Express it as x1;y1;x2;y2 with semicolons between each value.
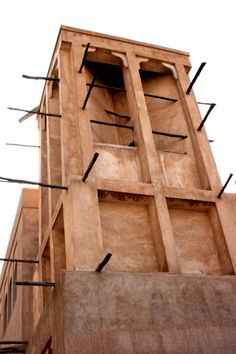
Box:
27;271;236;354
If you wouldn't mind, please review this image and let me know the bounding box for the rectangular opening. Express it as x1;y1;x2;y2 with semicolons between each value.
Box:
167;198;234;275
42;241;52;306
85;60;134;146
12;263;17;305
139;63;202;189
2;276;14;334
7;279;12;322
52;207;66;282
3;294;8;333
139;64;186;152
98;191;167;272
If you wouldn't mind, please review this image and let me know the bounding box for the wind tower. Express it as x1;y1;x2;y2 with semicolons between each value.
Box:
1;26;236;353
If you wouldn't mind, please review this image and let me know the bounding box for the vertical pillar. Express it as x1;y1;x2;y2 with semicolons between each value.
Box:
46;79;62;213
63;179;103;270
216;199;236;273
58;41;82;184
70;41;96;176
125;51;180;273
58;40;102;270
39;112;49;245
124;51;163;184
175;63;221;191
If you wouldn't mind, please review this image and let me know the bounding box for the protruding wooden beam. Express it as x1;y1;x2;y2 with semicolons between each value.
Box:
90;119;133;130
17;106;39;123
0;341;28;345
81;152;99;182
217;173;233;198
0;348;25;353
78;43;90;73
86;82;125;92
22;74;59;82
90;120;186;139
96;253;112;272
6;143;40;148
15;281;55;287
0;341;27;353
8;107;61;118
86;82;177;102
144;92;177;102
105;110;131;120
152;130;187;139
197;103;216;131
197;101;214;106
0;176;67;190
0;258;39;264
186;62;206;94
82;76;96;109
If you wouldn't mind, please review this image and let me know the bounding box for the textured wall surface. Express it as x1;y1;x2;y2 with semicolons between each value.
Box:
27;271;236;353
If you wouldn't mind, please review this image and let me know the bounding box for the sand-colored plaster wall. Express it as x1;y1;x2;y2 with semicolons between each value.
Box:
0;189;39;344
95;144;142;182
63;272;236;354
27;271;236;354
99;200;158;272
169;208;222;275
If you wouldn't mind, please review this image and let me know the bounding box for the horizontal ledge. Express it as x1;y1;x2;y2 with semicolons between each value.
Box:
163;186;218;202
94;142;137;150
96;178;154;196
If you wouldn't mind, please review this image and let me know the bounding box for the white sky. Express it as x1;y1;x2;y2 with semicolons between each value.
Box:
0;0;236;259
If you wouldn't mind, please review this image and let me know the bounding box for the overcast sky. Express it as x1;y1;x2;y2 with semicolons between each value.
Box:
0;0;236;259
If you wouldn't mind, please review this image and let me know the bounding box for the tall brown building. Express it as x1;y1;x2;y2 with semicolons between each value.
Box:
1;26;236;353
